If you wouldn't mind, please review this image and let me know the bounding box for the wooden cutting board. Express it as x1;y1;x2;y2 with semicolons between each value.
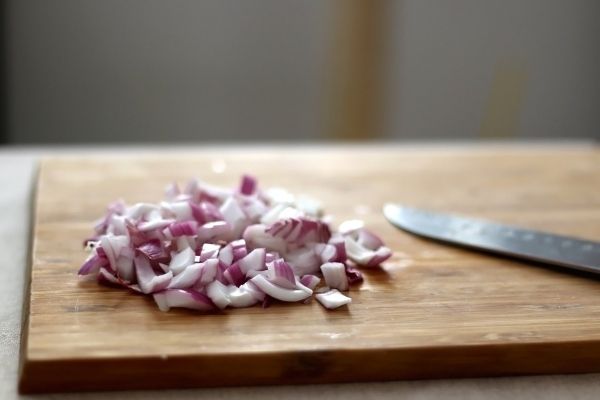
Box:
19;146;600;393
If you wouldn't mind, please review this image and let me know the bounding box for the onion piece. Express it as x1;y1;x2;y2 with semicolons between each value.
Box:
168;247;195;275
243;224;287;254
286;247;321;276
153;289;215;312
227;285;258;308
218;243;234;266
239;174;258;196
199;243;221;262
176;236;195;251
219;197;249;237
264;187;295;206
116;254;135;282
357;228;385;250
162;221;198;239
250;274;311;302
137;239;168;263
238;248;266;275
345;266;364;284
239;281;266;301
229;239;248;261
315;289;352;309
260;203;290;225
345;236;392;267
240;197;268;221
197;221;232;242
198;259;219;285
167;263;202;289
224;263;245;286
97;267;122;286
314;243;337;263
125;203;158;220
338;219;364;235
101;235;129;272
135;255;173;294
138;218;174;232
78;253;106;276
162;201;193;221
266;259;296;289
206;280;231;309
299;274;321;290
295;195;322;218
190;202;223;224
328;236;347;263
320;262;349;291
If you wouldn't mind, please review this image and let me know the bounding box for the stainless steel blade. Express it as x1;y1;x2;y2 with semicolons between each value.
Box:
383;203;600;275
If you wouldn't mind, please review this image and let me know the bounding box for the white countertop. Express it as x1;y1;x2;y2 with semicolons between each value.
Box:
1;146;599;399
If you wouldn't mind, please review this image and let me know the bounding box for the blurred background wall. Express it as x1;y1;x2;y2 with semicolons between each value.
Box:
3;0;600;143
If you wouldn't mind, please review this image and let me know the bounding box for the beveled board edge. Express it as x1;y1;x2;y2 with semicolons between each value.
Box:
18;340;600;393
18;160;41;394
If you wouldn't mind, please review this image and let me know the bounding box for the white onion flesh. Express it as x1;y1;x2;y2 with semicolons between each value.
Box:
315;289;352;309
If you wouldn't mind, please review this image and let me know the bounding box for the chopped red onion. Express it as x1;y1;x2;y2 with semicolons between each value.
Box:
266;258;296;289
135;255;173;294
169;247;195;275
199;259;219;284
199;243;221;262
250;274;311;302
299;274;321;290
227;285;259;308
315;289;352;309
344;236;392;267
125;203;158;220
162;221;198;239
229;239;248;261
338;219;364;235
239;281;266;302
175;236;195;251
357;228;385;250
219;197;249;237
98;267;124;286
217;243;234;266
190;202;223;224
345;266;364;284
167;263;202;289
320;262;349;291
238;248;266;275
239;174;258;196
136;239;168;263
116;255;135;282
206;280;231;309
153;289;215;312
243;224;287;254
137;218;174;232
286;247;321;276
328;236;348;263
224;262;245;286
197;221;232;242
78;253;107;276
79;175;393;313
314;243;337;263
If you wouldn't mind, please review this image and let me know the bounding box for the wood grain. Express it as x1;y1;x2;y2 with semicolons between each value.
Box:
19;146;600;393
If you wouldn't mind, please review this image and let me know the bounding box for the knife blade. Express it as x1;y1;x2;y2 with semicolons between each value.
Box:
383;203;600;275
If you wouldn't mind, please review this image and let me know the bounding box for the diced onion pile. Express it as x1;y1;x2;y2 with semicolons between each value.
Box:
79;175;392;311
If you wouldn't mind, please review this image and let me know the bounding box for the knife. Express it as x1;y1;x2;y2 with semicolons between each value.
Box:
383;203;600;275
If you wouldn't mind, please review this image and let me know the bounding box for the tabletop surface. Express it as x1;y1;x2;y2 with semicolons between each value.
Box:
2;143;600;399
